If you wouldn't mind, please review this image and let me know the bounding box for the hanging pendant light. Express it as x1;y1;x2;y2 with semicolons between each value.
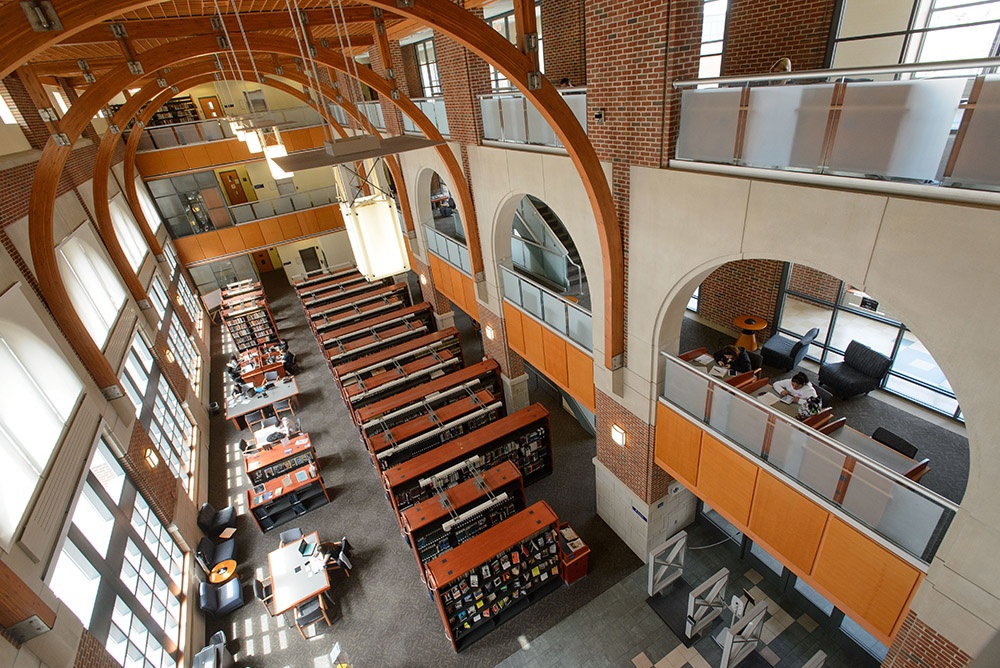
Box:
342;195;410;281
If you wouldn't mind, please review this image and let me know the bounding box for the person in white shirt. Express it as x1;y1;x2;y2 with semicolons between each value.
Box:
773;372;818;405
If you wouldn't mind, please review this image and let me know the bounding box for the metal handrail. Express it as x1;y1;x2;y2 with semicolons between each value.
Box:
673;56;1000;88
512;209;584;295
228;184;342;212
499;258;590;318
477;86;588;99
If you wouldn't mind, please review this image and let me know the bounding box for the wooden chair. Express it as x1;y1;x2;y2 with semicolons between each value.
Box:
818;417;847;435
679;347;707;362
904;458;931;483
322;537;354;578
273;398;295;418
740;377;770;395
294;593;334;640
245;409;265;432
726;371;755;388
802;408;833;428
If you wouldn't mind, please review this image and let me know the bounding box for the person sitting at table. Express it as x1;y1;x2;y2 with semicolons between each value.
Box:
713;345;752;375
282;350;297;375
225;356;243;384
773;372;818;405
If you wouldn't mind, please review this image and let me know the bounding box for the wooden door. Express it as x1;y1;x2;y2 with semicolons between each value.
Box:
219;170;248;205
199;95;222;119
253;249;274;273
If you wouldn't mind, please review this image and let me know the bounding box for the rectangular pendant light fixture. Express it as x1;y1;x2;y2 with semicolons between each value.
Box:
342;195;410;281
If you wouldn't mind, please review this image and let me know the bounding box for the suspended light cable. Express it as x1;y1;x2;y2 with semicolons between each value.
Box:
231;0;268;112
292;0;335;144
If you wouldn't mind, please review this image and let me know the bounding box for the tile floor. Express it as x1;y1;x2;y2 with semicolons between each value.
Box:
494;522;881;668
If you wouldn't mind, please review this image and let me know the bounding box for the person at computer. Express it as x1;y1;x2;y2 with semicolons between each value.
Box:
282;350;296;375
773;372;818;404
225;355;243;384
713;345;752;375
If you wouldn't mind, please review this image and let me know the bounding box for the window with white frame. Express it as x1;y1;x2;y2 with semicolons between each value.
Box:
120;331;154;418
487;6;544;91
57;226;127;348
135;177;164;235
50;437;183;668
0;284;83;549
109;196;148;271
167;317;200;394
148;275;168;320
149;377;194;482
699;0;729;78
162;243;178;278
175;278;204;337
414;39;442;97
0;96;17;125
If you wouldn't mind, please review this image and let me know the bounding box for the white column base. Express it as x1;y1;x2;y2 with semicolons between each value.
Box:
433;311;455;330
502;373;530;413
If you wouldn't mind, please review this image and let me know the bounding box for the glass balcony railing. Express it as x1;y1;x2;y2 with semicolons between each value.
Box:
479;87;587;149
136;106;326;152
423;224;472;275
659;352;958;564
403;97;450;137
229;185;341;224
672;58;1000;192
499;260;592;352
358;101;386;131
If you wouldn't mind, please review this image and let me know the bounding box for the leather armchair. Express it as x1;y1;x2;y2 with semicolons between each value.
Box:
819;341;891;399
199;580;245;619
760;328;819;372
197;502;237;540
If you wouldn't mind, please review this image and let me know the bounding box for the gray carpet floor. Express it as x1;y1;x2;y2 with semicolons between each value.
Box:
203;270;640;667
679;316;969;504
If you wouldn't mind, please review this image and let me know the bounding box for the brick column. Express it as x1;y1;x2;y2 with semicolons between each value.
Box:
411;255;453;318
882;610;973;668
125;422;177;525
2;71;50;149
74;630;119;668
368;39;409;136
541;0;586;86
476;304;525;380
722;0;836;75
399;44;423;97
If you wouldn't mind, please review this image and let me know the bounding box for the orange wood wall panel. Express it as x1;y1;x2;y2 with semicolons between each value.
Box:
134;153;156;176
196;231;225;259
541;328;569;386
462;273;477;316
316;204;342;231
226;140;250;162
160;149;190;174
698;434;758;526
565;344;596;411
204;141;232;166
749;472;829;575
298;209;320;236
520;316;544;367
434;258;454;297
451;267;469;313
217;227;245;255
812;518;922;641
184;144;211;170
654;401;703;487
238;223;266;250
258;218;284;246
309;126;327;147
278;214;303;240
504;304;525;353
172;236;204;264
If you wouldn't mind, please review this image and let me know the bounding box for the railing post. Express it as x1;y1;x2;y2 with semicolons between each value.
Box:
817;80;848;173
943;74;986;179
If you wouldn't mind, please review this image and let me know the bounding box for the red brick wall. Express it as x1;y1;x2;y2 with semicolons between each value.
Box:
698;259;783;340
411;256;453;315
153;325;194;404
541;0;586;86
434;20;491;148
2;72;49;150
595;389;672;502
400;44;423;98
368;39;408;136
477;304;525;379
125;422;177;525
882;610;972;668
788;263;840;302
74;630;119;668
722;0;836;76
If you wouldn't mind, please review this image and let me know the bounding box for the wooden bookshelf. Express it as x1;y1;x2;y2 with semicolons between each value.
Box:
345;350;463;420
318;302;434;349
357;360;502;439
296;271;366;302
301;275;391;310
314;296;408;336
401;461;525;583
426;501;562;651
243;434;316;485
293;266;359;289
324;323;435;370
223;299;279;352
110;94;199;128
303;281;399;320
247;464;329;532
305;282;410;327
383;404;552;521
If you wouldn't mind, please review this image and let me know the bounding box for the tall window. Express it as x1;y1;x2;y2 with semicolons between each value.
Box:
699;0;729;78
109;196;148;272
0;96;16;124
0;285;84;548
148;275;168;321
414;39;442;97
57;226;127;348
167;317;201;395
135;177;164;235
487;6;544;91
833;0;1000;73
50;437;183;668
175;278;204;337
120;331;154;418
162;242;178;278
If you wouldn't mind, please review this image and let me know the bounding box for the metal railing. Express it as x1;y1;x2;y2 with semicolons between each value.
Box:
671;58;1000;190
358;101;386;131
499;259;592;352
423;224;472;276
659;352;958;564
136;106;326;152
479;87;587;149
512;199;583;293
402;97;450;137
230;185;341;223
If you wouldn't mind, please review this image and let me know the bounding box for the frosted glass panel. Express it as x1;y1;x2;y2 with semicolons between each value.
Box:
662;358;709;419
501;97;527;143
564;93;588;134
149;127;178;148
708;389;769;455
501;269;521;305
828;79;964;180
272;197;294;215
480;99;502;140
520;282;542;318
526;101;557;146
768;421;844;501
788;85;837;169
568;307;592;350
175;125;201;145
675;88;741;162
198;121;224;141
950;78;1000;186
744;86;826;169
542;292;566;333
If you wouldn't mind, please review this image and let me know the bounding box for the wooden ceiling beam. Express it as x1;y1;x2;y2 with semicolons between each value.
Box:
31;57;127;77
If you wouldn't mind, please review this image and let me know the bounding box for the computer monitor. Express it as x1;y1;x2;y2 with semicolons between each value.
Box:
242;384;256;399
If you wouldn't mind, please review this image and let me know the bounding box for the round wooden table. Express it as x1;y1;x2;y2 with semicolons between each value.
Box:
733;315;768;352
209;559;237;584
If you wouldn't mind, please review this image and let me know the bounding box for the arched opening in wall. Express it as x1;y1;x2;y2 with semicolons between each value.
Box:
425;170;465;243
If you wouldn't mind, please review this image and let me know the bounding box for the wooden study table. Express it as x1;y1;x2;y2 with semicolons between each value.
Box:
225;377;299;429
268;532;330;615
239;345;286;387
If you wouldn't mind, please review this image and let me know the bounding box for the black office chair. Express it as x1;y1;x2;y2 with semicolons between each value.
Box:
279;528;303;547
197;502;237;540
245;409;266;432
239;438;255;453
813;382;833;408
195;536;238;575
294;593;334;640
262;416;279;429
871;427;919;459
199;580;245;619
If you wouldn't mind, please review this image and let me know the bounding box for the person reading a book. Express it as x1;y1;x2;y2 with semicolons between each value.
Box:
713;345;752;375
773;372;818;405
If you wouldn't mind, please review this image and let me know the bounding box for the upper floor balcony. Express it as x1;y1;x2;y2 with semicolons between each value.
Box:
135;106;326;152
403;97;449;138
671;58;1000;196
479;87;587;151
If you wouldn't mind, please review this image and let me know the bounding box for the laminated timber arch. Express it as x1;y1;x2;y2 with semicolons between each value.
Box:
9;0;624;370
30;34;476;389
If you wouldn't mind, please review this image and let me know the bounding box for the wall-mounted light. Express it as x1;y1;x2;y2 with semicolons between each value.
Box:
611;424;627;447
144;448;159;469
484;324;495;341
419;273;427;285
164;349;175;363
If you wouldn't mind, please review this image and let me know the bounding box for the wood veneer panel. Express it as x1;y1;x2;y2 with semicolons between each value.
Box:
134;153;156;176
183;144;211;169
238;223;266;250
0;560;55;628
434;256;454;297
217;226;245;255
462;272;477;315
521;315;544;368
259;218;284;246
654;401;702;488
698;434;758;526
812;517;922;641
158;149;190;174
749;472;829;575
298;209;320;236
278;214;303;240
173;235;204;264
565;344;595;412
317;204;344;231
541;327;569;386
504;304;525;353
196;231;225;260
204;141;232;166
